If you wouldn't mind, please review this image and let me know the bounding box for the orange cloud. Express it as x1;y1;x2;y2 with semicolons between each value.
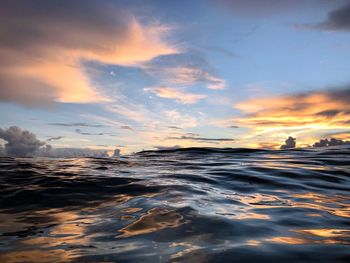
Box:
236;89;350;129
234;88;350;146
0;1;178;106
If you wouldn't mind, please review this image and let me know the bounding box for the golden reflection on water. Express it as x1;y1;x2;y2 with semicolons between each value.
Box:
266;227;350;246
266;236;309;245
0;249;75;263
296;228;350;239
0;209;91;263
0;191;166;263
117;207;187;238
22;210;95;248
222;191;350;221
292;192;350;218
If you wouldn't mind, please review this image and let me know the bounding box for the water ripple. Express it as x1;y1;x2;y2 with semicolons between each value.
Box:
0;146;350;262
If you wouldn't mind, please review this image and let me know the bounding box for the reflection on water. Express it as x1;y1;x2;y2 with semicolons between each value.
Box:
0;146;350;262
118;207;187;238
267;228;350;245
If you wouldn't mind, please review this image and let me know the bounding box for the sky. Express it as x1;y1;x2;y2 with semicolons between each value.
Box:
1;0;350;154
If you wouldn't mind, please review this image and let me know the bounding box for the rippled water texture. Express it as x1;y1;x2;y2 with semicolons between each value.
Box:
0;147;350;262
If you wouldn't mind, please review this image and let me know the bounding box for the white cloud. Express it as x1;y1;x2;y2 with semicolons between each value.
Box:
145;86;206;104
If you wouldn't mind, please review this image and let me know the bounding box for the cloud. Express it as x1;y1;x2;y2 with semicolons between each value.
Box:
323;130;350;140
37;145;110;158
75;129;105;136
313;137;350;147
235;87;350;132
0;144;5;156
112;149;121;157
297;3;350;31
105;101;154;123
168;126;182;130
0;0;177;106
165;135;235;143
0;126;122;157
47;136;64;142
280;136;296;149
0;126;45;156
48;122;107;128
212;0;339;17
234;87;350;147
145;86;206;104
120;125;133;130
159;67;226;90
143;53;226;90
164;110;198;128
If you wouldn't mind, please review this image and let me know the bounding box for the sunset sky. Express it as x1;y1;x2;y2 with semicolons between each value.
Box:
1;0;350;153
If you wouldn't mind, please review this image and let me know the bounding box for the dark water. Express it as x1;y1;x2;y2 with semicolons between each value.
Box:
0;147;350;262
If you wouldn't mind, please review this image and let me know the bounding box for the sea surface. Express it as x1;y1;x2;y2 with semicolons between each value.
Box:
0;147;349;262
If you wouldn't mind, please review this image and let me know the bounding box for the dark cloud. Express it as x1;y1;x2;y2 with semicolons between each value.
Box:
75;129;105;136
168;126;182;130
166;135;235;143
228;125;239;129
313;137;350;147
314;3;350;31
316;110;341;117
0;144;5;156
47;136;64;141
280;136;296;149
211;0;338;17
0;126;45;156
185;132;200;137
112;149;120;157
48;122;107;128
120;125;133;130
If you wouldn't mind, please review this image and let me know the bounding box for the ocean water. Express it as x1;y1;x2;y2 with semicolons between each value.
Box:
0;147;349;262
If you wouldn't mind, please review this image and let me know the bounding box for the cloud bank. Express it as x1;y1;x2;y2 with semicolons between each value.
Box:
37;145;109;158
313;137;350;147
0;126;45;156
0;126;117;157
0;0;177;106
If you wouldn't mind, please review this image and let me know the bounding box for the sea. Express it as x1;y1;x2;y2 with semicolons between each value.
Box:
0;147;349;262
